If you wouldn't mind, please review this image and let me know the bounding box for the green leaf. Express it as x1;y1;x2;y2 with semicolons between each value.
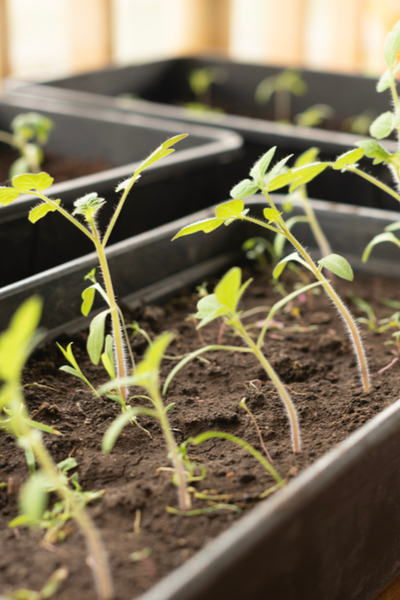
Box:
362;232;400;262
9;157;30;178
333;147;364;170
318;253;353;281
355;139;392;165
215;199;245;219
0;296;42;382
9;514;35;527
172;217;224;240
195;294;226;328
13;172;54;193
87;309;111;365
384;20;400;68
0;187;20;206
215;267;241;312
377;69;393;93
263;207;281;223
135;134;188;176
289;162;328;192
57;457;78;472
81;285;96;317
369;111;394;139
266;169;297;192
230;179;259;199
273;251;311;279
385;220;400;232
20;471;48;521
27;418;61;436
161;133;188;149
131;332;174;391
264;155;293;186
28;199;61;223
249;147;276;183
101;334;115;379
294;147;320;168
103;408;142;453
59;365;90;384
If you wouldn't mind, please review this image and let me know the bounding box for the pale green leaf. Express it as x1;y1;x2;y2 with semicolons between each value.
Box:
318;253;353;281
172;217;224;240
56;342;80;371
81;286;96;317
249;147;276;183
230;179;259;199
377;69;393;93
0;296;42;381
162;133;188;149
355;139;392;165
0;187;20;206
369;111;394;139
266;169;297;192
13;172;54;193
59;365;90;385
101;334;115;379
28;199;60;224
195;294;226;328
134;134;187;176
215;267;241;312
362;232;400;262
87;309;111;365
215;199;245;219
289;162;328;192
9;514;35;527
384;20;400;68
103;407;152;453
9;157;30;178
272;251;311;279
263;207;281;223
264;155;293;186
294;147;320;168
333;147;365;170
385;220;400;232
20;471;48;521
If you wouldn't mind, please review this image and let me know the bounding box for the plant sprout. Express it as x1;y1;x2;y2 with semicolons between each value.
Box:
99;332;192;511
2;567;68;600
0;297;113;600
172;146;371;395
294;104;334;128
0;134;187;408
163;267;326;453
255;69;307;122
0;112;53;178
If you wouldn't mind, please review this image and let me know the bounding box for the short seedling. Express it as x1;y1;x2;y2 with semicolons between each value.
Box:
99;332;192;511
0;112;53;178
172;146;370;395
185;67;226;114
3;567;68;600
164;267;326;453
255;69;307;122
0;134;187;408
294;104;334;128
0;297;113;600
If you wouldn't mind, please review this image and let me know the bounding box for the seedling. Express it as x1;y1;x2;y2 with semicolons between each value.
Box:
99;332;192;511
2;567;68;600
294;104;334;128
164;267;326;453
0;134;187;408
0;112;53;178
172;147;370;396
255;69;307;122
0;298;113;600
186;67;226;114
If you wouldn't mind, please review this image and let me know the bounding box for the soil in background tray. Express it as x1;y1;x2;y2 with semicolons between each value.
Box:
1;266;400;599
0;149;112;185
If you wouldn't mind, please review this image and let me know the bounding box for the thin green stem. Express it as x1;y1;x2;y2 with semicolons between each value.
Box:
102;173;139;248
333;165;400;204
298;185;332;258
0;130;16;146
234;318;301;453
151;385;191;511
90;219;128;403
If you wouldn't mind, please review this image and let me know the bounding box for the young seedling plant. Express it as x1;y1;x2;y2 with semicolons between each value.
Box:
0;112;53;177
172;146;371;396
163;266;326;453
0;297;113;600
0;134;188;410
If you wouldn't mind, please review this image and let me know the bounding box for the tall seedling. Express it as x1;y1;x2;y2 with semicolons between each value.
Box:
173;146;370;395
0;134;188;405
0;297;113;600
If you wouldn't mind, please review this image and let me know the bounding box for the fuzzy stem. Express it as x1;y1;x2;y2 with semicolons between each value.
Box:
234;318;301;453
298;185;332;258
102;173;140;248
90;220;128;403
37;192;95;242
151;385;191;511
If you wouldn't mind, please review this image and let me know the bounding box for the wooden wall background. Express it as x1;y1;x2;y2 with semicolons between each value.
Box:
1;0;400;87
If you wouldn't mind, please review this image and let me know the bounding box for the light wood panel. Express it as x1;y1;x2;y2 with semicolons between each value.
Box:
0;0;10;88
179;0;232;55
68;0;113;73
266;0;308;67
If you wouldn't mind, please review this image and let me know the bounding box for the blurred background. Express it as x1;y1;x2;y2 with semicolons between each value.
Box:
0;0;400;86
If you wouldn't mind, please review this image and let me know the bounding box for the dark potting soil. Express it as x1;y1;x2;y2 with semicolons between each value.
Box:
1;266;400;599
0;149;112;186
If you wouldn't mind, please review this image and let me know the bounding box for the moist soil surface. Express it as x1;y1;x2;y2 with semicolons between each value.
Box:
0;149;111;185
1;267;400;599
